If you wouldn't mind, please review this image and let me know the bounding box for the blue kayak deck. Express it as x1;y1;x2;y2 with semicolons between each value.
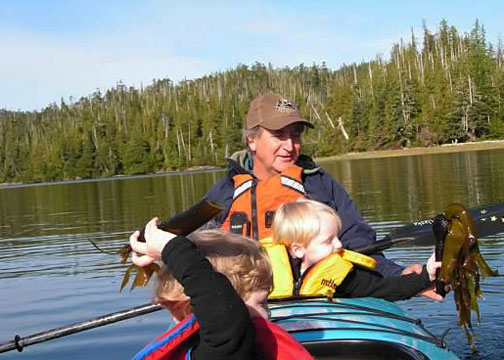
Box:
269;298;459;360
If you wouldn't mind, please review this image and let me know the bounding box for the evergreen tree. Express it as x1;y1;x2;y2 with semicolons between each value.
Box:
0;20;502;183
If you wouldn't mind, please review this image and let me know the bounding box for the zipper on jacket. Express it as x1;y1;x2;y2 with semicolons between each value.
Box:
294;278;302;296
294;264;316;296
251;179;259;240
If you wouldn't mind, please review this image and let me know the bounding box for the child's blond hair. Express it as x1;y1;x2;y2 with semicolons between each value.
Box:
272;199;342;247
155;229;273;321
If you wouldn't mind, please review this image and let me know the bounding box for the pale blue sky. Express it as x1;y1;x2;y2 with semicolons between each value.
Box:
1;1;502;111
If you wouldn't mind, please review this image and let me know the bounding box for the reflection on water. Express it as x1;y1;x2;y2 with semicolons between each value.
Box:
320;149;504;222
0;149;503;359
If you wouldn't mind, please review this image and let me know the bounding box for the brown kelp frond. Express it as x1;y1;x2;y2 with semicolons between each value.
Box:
90;200;223;292
437;203;499;351
120;265;134;291
439;218;466;282
88;239;122;255
120;263;161;292
118;244;132;263
115;242;161;291
89;238;161;292
474;250;499;277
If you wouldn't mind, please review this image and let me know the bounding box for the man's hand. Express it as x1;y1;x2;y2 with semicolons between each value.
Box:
416;284;445;301
401;263;423;275
129;217;177;266
401;262;447;301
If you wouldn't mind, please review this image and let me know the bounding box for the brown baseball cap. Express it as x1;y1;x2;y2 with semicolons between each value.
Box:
246;93;314;130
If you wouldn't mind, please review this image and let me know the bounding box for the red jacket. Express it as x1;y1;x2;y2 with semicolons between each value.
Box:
133;313;313;360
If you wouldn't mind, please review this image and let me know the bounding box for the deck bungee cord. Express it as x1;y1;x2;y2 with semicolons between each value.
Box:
271;312;444;347
268;299;445;345
269;300;421;324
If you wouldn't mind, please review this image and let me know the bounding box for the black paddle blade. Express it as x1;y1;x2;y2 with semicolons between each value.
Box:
357;202;504;254
474;202;504;238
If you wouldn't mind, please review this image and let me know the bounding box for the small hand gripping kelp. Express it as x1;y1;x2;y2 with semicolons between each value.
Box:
433;203;498;352
89;200;222;292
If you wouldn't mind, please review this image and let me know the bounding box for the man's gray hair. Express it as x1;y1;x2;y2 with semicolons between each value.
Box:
242;125;263;151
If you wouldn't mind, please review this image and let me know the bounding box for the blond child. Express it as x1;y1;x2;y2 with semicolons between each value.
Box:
269;199;440;301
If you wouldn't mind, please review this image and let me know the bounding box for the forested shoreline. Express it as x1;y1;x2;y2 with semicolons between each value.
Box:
1;20;503;183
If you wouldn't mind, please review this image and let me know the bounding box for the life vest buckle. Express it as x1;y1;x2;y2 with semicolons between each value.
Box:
265;211;275;228
230;212;250;236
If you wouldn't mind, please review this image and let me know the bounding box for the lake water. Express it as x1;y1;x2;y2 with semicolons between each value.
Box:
0;148;503;359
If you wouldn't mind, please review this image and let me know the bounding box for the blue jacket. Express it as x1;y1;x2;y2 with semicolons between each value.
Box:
204;151;404;277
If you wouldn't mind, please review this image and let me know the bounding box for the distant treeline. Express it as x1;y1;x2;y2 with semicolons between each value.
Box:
1;20;503;183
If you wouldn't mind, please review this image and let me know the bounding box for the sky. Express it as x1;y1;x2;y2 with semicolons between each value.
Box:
1;0;503;112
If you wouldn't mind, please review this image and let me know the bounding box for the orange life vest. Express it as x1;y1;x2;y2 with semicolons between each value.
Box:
133;313;313;359
220;165;306;240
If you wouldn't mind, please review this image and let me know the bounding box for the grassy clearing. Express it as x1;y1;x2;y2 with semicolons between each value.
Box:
317;140;504;162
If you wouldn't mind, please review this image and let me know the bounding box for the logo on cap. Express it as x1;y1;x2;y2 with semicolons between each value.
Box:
276;99;296;113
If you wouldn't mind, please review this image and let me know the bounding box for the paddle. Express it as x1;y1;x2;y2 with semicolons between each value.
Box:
0;304;162;353
355;201;504;254
1;201;503;354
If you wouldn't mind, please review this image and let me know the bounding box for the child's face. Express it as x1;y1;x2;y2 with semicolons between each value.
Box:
245;289;269;319
300;212;342;271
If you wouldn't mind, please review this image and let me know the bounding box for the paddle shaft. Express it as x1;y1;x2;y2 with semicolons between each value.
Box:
0;303;162;354
356;202;504;254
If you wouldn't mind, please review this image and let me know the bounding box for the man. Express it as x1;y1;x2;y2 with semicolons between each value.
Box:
204;93;441;299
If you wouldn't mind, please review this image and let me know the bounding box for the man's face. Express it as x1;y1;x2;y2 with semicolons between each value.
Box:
248;123;304;179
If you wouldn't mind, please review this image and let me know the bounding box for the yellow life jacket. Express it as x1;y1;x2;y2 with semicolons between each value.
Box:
260;239;355;299
220;165;305;240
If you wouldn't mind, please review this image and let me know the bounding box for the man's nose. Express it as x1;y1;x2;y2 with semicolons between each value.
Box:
283;137;294;151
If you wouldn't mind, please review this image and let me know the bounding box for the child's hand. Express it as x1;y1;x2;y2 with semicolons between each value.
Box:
426;252;442;282
129;217;177;266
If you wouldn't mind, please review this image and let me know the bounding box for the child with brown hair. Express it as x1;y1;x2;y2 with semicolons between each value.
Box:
153;228;272;321
266;199;441;301
130;218;313;360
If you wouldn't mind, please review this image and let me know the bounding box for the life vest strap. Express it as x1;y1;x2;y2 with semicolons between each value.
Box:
280;175;306;194
233;179;254;199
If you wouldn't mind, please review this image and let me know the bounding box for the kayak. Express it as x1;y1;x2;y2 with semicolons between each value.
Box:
269;297;459;360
